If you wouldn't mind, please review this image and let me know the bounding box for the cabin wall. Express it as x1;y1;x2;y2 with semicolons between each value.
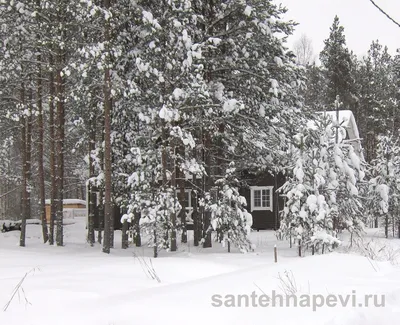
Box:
45;203;86;223
240;171;285;230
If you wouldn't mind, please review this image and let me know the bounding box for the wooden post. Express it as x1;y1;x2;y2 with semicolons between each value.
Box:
298;239;302;257
274;245;277;263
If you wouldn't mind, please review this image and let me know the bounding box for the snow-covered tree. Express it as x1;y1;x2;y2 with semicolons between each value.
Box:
368;135;400;237
279;112;366;255
207;163;253;252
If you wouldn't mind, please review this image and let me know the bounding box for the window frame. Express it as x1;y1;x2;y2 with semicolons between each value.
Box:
250;186;273;212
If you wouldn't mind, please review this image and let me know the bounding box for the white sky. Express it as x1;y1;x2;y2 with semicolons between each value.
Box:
277;0;400;59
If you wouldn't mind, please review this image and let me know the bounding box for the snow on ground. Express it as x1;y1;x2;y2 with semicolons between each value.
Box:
1;219;400;325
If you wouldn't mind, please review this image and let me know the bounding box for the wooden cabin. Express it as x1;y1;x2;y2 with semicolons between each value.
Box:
88;110;363;233
239;170;285;230
45;199;87;223
238;110;364;230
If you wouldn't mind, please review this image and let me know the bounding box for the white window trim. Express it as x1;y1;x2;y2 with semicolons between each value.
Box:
175;189;194;220
184;189;194;221
250;186;273;212
184;189;192;208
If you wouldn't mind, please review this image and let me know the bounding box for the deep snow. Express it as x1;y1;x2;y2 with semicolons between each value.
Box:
0;218;399;325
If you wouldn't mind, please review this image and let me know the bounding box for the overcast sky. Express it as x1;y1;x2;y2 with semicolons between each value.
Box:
277;0;400;59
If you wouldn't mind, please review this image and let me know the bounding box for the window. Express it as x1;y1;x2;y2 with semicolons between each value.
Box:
175;189;194;221
184;189;192;210
250;186;273;212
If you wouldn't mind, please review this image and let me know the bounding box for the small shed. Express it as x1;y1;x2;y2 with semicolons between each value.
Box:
45;199;87;223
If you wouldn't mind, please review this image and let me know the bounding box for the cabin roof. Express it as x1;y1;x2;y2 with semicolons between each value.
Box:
306;110;363;159
45;199;86;206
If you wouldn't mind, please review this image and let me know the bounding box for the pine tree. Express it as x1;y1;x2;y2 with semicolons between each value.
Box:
368;135;400;237
320;16;354;109
303;63;328;111
353;40;396;162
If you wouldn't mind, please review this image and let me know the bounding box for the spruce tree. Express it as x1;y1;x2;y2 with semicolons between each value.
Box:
279;112;366;254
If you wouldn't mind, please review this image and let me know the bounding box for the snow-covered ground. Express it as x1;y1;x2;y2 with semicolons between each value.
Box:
1;218;400;325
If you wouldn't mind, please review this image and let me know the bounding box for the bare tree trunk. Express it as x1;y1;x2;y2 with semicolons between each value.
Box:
161;126;169;247
153;228;158;258
153;193;158;258
203;131;212;248
36;27;49;242
26;90;32;221
134;211;141;247
178;145;187;243
192;145;199;247
98;225;102;244
87;117;96;245
170;145;177;251
19;85;27;247
88;184;96;246
110;202;114;248
56;71;64;246
121;219;129;249
385;215;389;238
48;58;56;245
393;215;395;238
298;239;302;257
55;60;65;246
102;0;113;253
398;221;400;239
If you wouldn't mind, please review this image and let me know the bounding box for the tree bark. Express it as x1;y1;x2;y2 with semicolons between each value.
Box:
48;57;56;245
192;144;199;247
36;22;49;242
55;62;65;247
19;85;27;247
121;219;129;249
203;131;212;248
178;145;187;243
102;0;113;253
134;211;141;247
87;117;96;245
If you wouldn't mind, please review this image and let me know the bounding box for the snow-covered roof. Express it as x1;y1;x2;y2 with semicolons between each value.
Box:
45;199;86;206
318;110;360;140
309;110;363;159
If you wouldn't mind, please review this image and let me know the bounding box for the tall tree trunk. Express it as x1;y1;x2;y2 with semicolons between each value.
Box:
55;57;65;247
178;145;187;243
87;116;96;245
192;144;199;247
103;0;113;253
19;84;27;247
170;145;177;251
203;130;212;248
26;89;32;222
36;24;49;242
88;185;96;246
48;57;56;245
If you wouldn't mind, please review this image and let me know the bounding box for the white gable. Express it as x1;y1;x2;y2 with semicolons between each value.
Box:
316;110;363;159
